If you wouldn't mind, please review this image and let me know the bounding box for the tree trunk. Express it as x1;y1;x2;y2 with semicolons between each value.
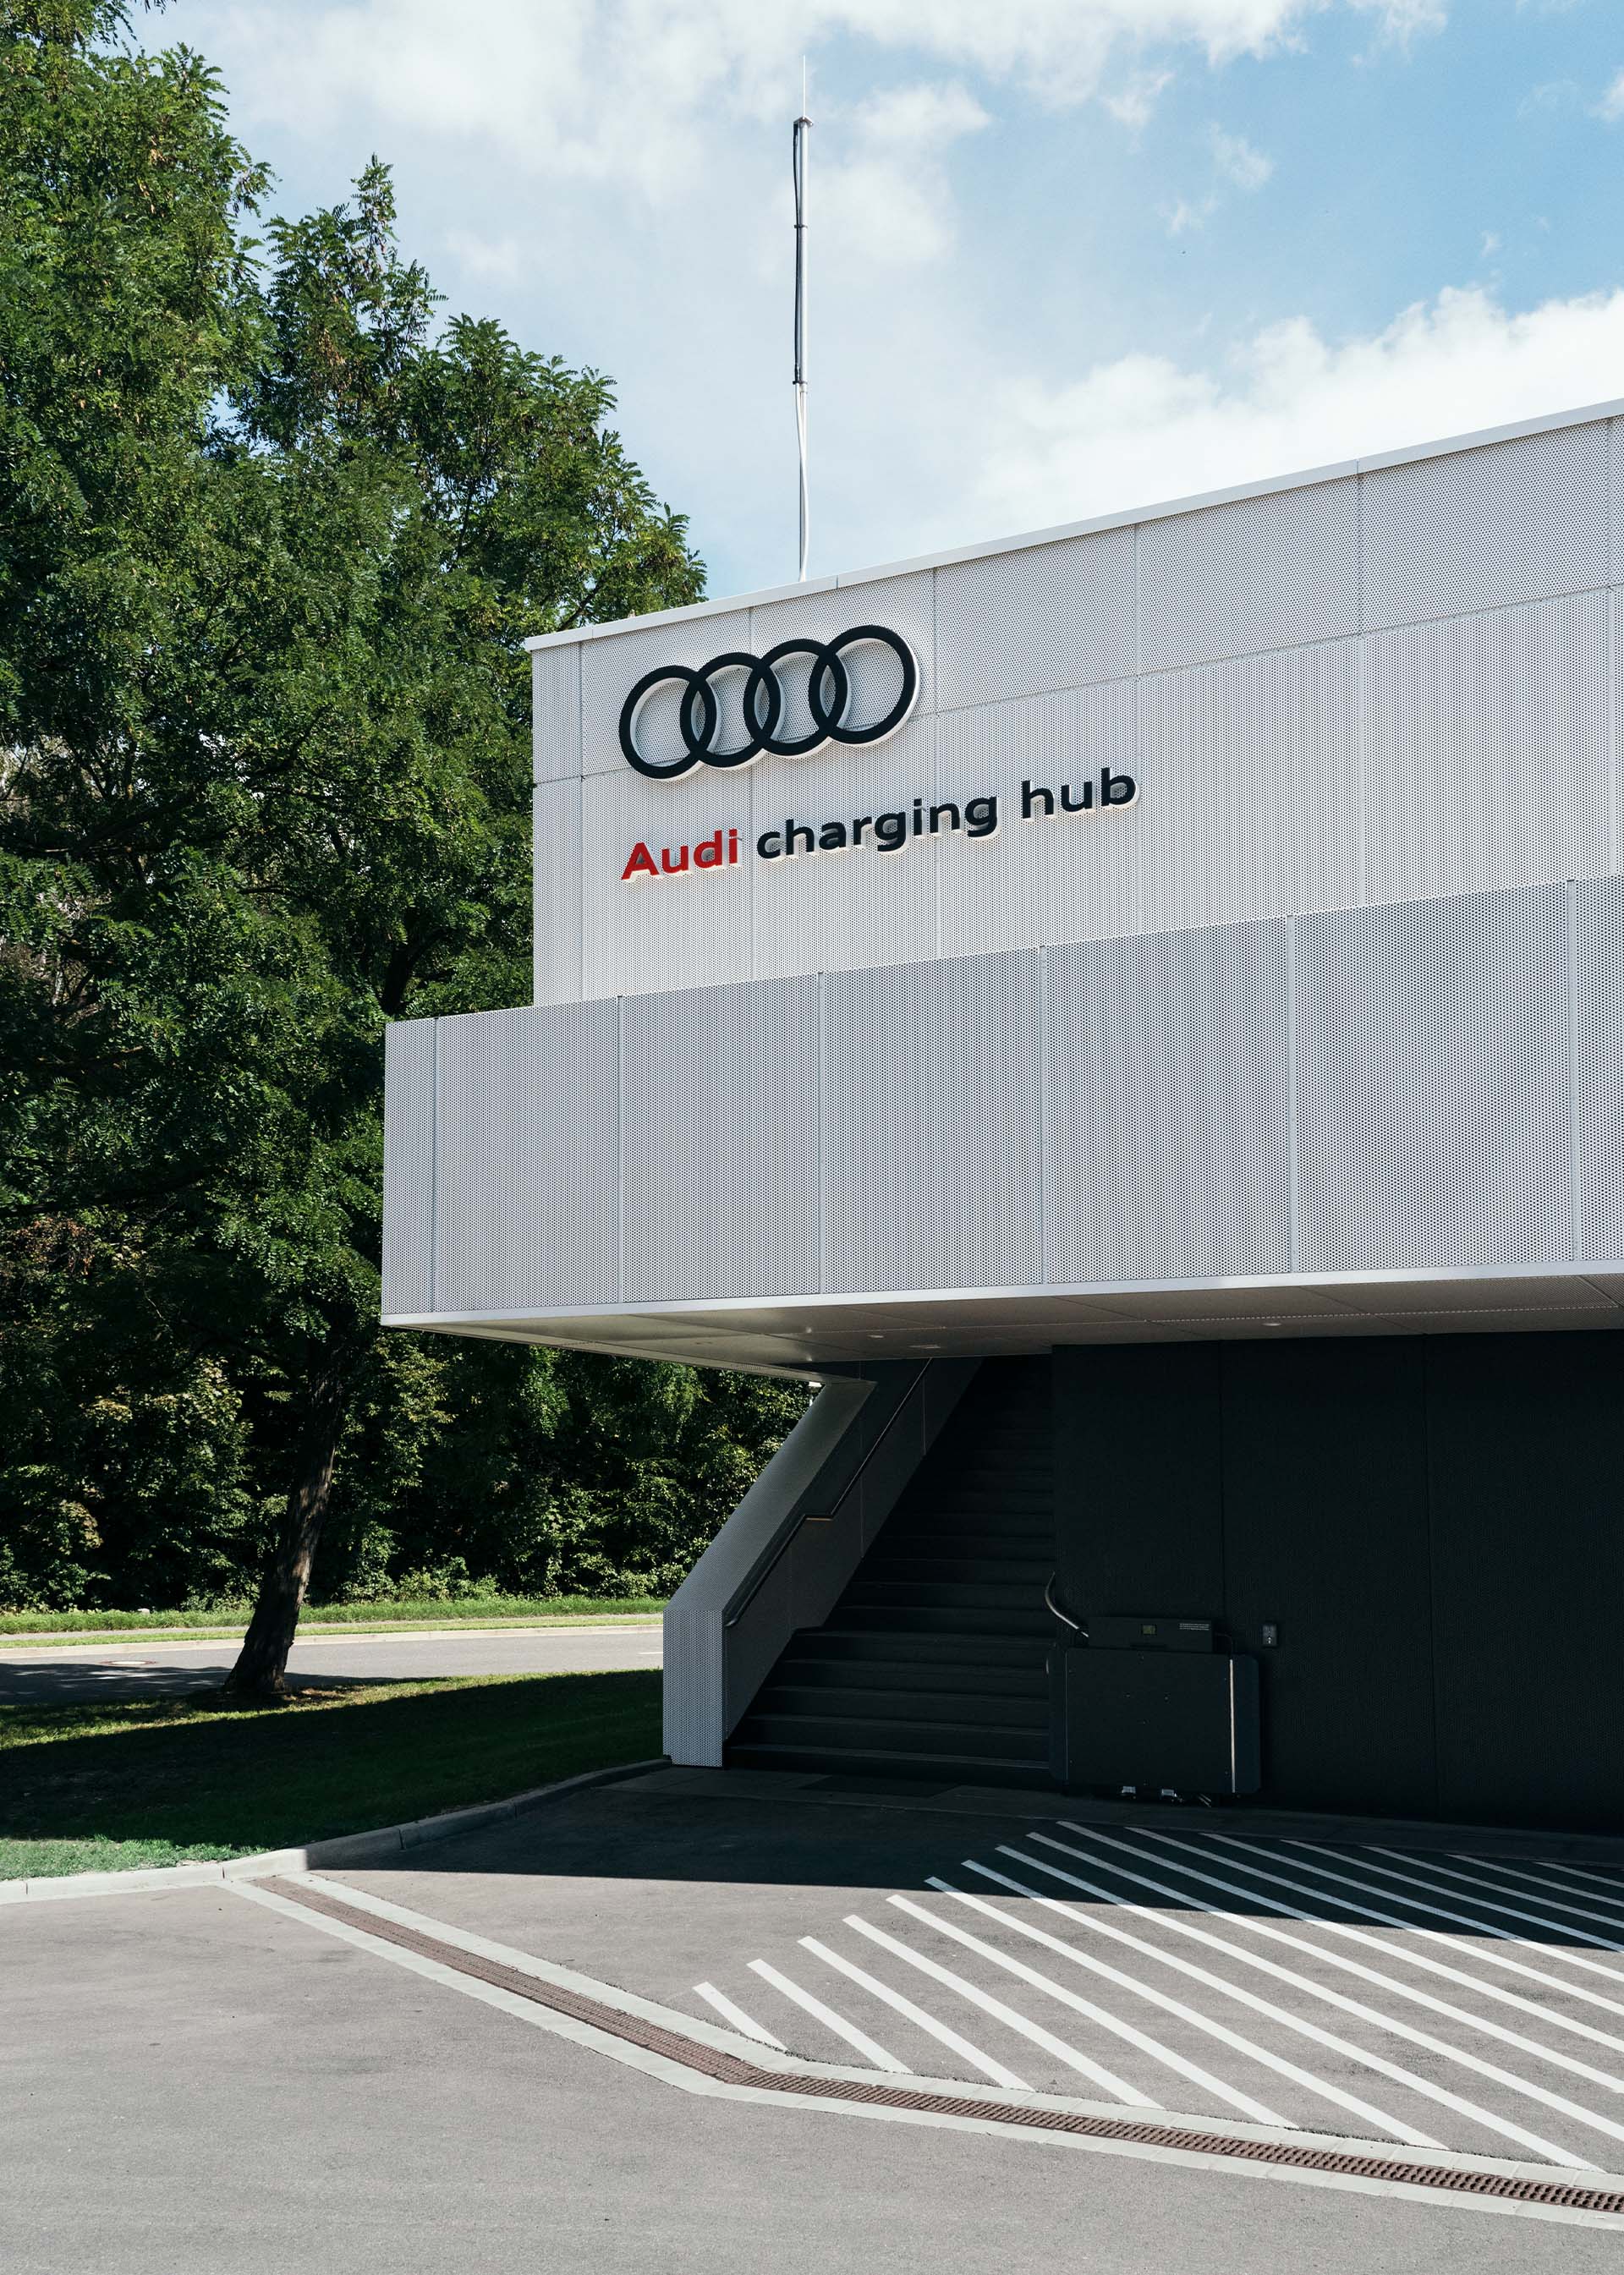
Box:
223;1367;349;1702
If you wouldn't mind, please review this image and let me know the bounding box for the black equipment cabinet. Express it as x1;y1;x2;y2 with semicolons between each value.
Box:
1053;1632;1261;1796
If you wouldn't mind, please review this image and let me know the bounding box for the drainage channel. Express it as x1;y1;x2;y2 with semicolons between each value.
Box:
266;1877;1624;2215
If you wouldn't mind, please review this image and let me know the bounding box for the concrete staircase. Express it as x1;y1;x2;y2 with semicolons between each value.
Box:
726;1357;1056;1787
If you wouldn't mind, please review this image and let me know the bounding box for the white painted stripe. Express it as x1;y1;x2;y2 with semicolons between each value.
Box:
889;1891;1287;2126
842;1914;1155;2105
747;1960;910;2074
1468;1861;1624;1924
1026;1832;1585;2168
945;1866;1438;2146
1090;1835;1624;2157
799;1936;1031;2090
1298;1847;1624;1956
1222;1839;1624;2019
1380;1852;1624;1939
1136;1834;1624;2097
1533;1861;1624;1899
1184;1835;1624;2058
693;1981;786;2048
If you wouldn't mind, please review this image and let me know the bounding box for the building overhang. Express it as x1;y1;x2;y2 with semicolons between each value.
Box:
384;1262;1624;1379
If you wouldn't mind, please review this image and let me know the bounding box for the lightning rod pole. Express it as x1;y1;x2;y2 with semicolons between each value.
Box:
793;90;810;581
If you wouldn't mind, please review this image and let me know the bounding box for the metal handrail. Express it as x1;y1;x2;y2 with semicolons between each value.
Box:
1045;1571;1084;1634
724;1363;931;1630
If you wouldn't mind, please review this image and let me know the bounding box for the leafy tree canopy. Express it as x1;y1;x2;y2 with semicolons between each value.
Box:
0;0;805;1670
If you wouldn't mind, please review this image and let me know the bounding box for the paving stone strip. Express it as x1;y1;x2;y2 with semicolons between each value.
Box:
266;1875;1624;2216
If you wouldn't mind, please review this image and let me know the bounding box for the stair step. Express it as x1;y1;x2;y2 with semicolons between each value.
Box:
789;1628;1052;1669
861;1557;1052;1588
753;1683;1047;1729
774;1653;1050;1697
725;1741;1055;1790
844;1578;1045;1611
837;1604;1055;1637
734;1712;1046;1761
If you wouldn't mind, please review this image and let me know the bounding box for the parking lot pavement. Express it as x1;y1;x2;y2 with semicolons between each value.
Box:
0;1624;663;1705
331;1769;1624;2175
6;1862;1624;2273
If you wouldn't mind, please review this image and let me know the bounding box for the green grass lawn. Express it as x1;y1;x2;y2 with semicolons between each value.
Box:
0;1668;663;1879
0;1593;667;1640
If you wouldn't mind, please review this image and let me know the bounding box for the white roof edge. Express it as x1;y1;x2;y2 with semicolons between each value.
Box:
522;394;1624;654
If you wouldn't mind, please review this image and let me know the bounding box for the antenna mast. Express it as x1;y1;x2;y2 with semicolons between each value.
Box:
793;74;810;581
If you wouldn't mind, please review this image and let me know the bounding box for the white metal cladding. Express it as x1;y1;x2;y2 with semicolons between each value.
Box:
579;765;754;999
621;975;819;1302
935;523;1134;711
530;642;580;786
1361;593;1611;907
750;715;941;981
1136;639;1361;935
819;950;1043;1296
381;1020;436;1315
1361;422;1609;631
431;1000;619;1313
1137;476;1359;675
387;872;1624;1326
935;680;1139;956
1574;874;1624;1261
526;406;1624;1011
1295;885;1572;1273
1044;921;1292;1285
532;779;582;1006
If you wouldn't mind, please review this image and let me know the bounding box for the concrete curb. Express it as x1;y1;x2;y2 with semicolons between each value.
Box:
0;1757;669;1905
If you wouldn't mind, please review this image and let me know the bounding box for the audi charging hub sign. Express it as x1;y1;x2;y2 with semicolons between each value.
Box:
614;623;1134;881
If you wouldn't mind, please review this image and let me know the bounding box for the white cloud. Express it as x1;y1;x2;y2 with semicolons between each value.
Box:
1101;69;1176;131
205;0;1437;195
1593;69;1624;123
1164;193;1219;233
817;83;990;267
970;284;1624;538
1480;230;1500;257
1209;125;1274;187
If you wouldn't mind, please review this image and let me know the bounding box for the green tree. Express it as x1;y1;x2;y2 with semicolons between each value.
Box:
0;2;804;1694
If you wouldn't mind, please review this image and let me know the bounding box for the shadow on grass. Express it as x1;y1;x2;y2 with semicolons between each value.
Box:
0;1669;663;1859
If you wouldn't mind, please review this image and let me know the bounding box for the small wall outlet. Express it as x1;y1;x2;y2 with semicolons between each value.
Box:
1261;1622;1280;1647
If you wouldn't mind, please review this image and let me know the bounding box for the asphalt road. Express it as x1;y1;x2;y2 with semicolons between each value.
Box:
0;1625;663;1706
6;1771;1623;2273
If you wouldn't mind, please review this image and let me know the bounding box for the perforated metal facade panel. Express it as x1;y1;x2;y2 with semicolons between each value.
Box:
1361;423;1609;631
533;779;582;1006
579;765;754;999
935;524;1134;711
432;1000;618;1313
1296;886;1572;1272
1045;922;1292;1284
935;682;1140;957
1137;640;1361;934
531;643;580;785
381;1020;436;1316
750;715;941;981
1362;594;1611;905
820;951;1042;1296
1138;477;1358;674
1574;874;1624;1262
622;976;819;1302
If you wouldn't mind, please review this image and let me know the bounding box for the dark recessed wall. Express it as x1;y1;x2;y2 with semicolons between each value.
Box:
1053;1331;1624;1831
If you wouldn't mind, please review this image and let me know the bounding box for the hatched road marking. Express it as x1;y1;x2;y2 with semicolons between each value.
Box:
694;1825;1624;2173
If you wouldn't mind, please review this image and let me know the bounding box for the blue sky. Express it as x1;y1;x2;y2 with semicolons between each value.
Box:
147;2;1624;602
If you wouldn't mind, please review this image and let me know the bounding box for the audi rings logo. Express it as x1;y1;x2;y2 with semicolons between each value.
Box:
618;624;919;781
